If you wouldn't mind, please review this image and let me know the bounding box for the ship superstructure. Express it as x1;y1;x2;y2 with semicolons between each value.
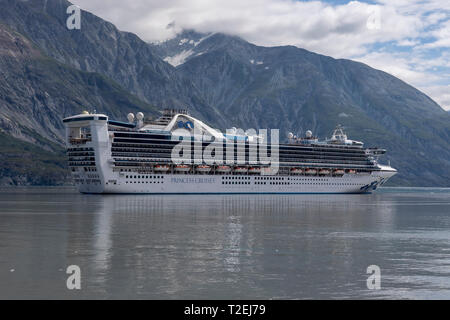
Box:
63;110;397;194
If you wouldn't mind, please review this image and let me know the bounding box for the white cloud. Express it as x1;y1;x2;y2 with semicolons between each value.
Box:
72;0;422;57
422;20;450;49
422;85;450;111
356;51;450;110
71;0;449;110
355;51;441;87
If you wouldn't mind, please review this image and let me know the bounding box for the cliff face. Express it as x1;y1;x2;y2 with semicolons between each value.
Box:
0;22;158;185
0;0;449;186
0;0;224;125
0;23;157;145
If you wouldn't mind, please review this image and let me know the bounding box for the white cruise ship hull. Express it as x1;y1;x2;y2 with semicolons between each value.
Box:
76;171;395;194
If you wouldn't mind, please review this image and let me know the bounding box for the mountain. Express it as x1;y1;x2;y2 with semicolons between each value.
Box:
153;30;450;187
0;0;449;186
0;0;225;126
0;21;158;184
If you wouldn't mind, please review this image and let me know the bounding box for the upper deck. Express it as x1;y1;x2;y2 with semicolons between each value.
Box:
63;110;387;171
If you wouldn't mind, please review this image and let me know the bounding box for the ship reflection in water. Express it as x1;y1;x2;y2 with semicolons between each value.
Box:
0;187;449;299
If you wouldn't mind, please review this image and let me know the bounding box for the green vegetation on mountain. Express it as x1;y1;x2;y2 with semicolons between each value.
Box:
0;132;67;185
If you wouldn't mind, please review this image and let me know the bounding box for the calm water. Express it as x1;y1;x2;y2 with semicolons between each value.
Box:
0;187;449;300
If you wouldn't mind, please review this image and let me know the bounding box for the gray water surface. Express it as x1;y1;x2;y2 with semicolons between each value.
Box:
0;187;449;299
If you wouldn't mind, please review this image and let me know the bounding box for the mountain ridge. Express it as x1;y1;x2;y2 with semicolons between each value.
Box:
153;29;449;186
0;0;449;186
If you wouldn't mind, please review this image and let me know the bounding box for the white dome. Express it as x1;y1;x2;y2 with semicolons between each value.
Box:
136;112;144;121
127;113;135;123
306;130;313;138
288;132;294;139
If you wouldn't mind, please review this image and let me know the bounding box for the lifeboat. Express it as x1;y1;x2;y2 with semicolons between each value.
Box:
248;167;261;174
290;168;303;175
234;167;248;174
154;164;170;172
348;169;357;174
175;164;191;172
333;169;345;176
305;169;317;175
196;165;211;174
216;165;232;173
261;167;276;175
319;169;330;175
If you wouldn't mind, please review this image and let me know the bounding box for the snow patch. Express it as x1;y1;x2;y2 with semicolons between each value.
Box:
193;33;216;47
164;49;194;66
250;59;255;64
178;38;189;46
256;61;264;65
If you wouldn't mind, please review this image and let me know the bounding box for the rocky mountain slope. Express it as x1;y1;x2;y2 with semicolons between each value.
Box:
0;0;449;186
0;0;225;126
154;30;450;187
0;22;158;184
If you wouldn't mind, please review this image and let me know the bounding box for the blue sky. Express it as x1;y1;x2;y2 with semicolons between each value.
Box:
73;0;449;110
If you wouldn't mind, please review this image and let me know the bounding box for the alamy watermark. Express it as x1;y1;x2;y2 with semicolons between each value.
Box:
366;265;381;290
170;126;280;174
66;265;81;290
366;6;381;30
66;5;81;30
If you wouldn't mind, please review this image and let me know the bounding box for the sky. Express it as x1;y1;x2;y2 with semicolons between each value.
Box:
71;0;450;111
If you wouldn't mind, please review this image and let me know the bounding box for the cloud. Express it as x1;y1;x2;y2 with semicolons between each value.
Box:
356;51;450;110
422;85;450;111
421;20;450;49
71;0;449;110
355;51;441;87
72;0;422;57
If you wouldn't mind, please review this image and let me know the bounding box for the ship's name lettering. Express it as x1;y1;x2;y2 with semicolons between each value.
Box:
171;177;216;184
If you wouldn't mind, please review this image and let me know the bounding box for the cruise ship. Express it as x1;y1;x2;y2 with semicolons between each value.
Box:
63;109;397;194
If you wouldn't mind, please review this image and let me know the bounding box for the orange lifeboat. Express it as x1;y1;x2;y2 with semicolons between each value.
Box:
175;164;191;172
334;169;345;176
290;168;303;175
319;169;330;175
234;167;248;174
196;165;211;173
216;165;232;173
348;169;357;174
154;164;170;172
305;168;317;175
248;167;261;174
